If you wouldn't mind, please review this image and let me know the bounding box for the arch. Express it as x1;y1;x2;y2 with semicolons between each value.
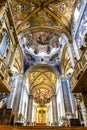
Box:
25;64;58;95
26;63;58;75
31;83;55;94
61;44;73;75
61;44;67;74
29;70;56;89
18;44;24;73
19;26;72;41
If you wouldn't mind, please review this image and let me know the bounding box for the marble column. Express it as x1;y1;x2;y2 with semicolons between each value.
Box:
27;95;33;125
61;77;73;116
12;75;23;113
73;39;80;60
48;101;53;125
7;77;18;108
52;94;58;125
67;40;75;68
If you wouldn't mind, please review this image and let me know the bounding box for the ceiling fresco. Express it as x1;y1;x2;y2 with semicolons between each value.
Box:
33;88;52;104
24;53;35;72
9;0;76;37
28;66;57;104
21;31;63;73
7;0;81;104
8;0;77;73
22;32;59;54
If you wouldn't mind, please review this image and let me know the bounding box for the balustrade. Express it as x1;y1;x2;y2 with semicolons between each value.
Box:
0;58;12;93
71;49;87;92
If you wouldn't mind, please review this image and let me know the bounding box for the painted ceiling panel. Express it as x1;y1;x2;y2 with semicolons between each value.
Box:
28;66;57;104
8;0;77;73
10;0;76;35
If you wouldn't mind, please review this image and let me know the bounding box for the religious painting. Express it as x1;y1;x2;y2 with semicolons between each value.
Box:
24;53;35;72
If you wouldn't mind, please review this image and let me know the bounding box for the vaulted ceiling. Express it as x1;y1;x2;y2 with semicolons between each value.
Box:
9;0;77;39
4;0;79;103
27;64;57;104
7;0;77;74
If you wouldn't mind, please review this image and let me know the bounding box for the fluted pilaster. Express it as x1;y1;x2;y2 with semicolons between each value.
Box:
73;39;80;60
52;94;58;125
67;41;75;68
27;95;33;124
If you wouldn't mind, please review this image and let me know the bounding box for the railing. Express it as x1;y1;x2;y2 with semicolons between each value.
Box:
81;50;87;70
70;49;87;92
0;58;12;93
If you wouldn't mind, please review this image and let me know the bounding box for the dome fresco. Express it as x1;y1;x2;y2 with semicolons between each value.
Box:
20;32;64;73
9;0;77;73
22;32;59;55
